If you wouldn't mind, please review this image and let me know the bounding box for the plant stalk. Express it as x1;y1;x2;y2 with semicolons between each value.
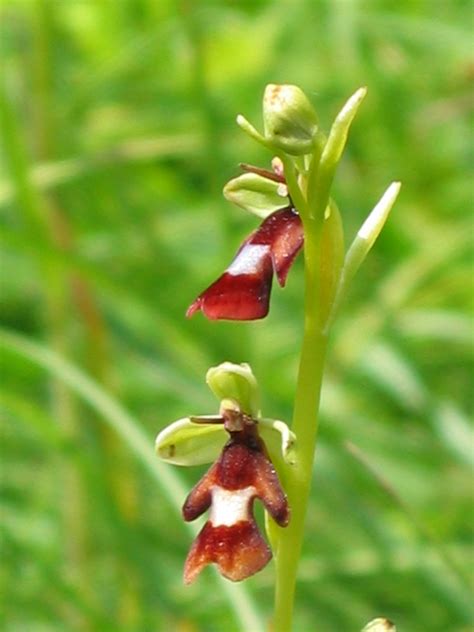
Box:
273;214;327;632
272;88;368;630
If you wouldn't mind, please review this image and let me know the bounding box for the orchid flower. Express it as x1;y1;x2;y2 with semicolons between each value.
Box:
155;362;295;583
186;161;304;321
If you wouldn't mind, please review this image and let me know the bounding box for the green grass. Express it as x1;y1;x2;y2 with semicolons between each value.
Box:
1;1;472;631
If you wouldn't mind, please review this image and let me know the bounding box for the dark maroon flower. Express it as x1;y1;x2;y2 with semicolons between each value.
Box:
186;205;303;320
182;408;289;584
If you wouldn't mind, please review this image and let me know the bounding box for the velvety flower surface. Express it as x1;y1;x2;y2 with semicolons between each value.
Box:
155;362;294;584
182;408;289;584
186;206;303;320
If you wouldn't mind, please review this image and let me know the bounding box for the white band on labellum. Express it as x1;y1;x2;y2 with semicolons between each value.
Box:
226;244;271;276
209;485;255;526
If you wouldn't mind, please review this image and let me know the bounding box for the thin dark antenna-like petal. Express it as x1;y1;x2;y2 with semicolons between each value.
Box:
182;462;218;521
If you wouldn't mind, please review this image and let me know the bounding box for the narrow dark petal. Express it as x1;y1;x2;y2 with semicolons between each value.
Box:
183;519;271;584
182;462;217;521
252;453;290;526
239;162;286;184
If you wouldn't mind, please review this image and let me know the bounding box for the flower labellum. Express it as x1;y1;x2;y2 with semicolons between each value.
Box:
182;405;290;584
186;206;303;320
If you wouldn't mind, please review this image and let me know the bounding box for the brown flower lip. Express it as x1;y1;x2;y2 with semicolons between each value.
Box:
182;412;290;584
186;205;303;321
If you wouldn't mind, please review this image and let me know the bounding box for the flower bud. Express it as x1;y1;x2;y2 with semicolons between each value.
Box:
263;84;318;155
361;618;396;632
223;173;289;218
206;362;259;417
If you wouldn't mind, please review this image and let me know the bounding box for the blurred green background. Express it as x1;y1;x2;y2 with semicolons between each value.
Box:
1;1;472;631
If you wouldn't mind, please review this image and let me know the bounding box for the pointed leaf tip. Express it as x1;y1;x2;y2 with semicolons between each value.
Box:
236;114;268;147
357;181;401;244
335;87;367;125
325;181;401;329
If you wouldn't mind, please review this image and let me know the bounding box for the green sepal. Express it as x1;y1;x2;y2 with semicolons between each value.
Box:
155;417;226;466
223;172;289;218
206;362;260;417
155;413;296;469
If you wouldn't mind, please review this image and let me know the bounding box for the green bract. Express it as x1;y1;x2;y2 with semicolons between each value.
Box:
223;172;289;218
320;200;345;325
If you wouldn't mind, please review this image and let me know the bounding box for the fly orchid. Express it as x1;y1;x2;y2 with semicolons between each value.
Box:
155;362;295;583
186;161;304;321
157;83;401;629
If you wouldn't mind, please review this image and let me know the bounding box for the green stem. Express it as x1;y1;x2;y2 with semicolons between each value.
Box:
273;215;327;632
272;89;368;631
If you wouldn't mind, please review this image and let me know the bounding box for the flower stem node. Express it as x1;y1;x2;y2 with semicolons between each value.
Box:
263;84;319;155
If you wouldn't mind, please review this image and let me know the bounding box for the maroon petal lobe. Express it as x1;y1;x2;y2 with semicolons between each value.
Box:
182;462;218;522
186;206;303;321
248;207;303;287
183;519;271;584
186;246;273;320
251;453;290;526
215;440;289;525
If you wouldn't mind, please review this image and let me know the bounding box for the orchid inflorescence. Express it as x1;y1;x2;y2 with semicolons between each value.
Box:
155;83;400;626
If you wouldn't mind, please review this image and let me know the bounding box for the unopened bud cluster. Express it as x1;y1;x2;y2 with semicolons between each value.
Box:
263;84;319;155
